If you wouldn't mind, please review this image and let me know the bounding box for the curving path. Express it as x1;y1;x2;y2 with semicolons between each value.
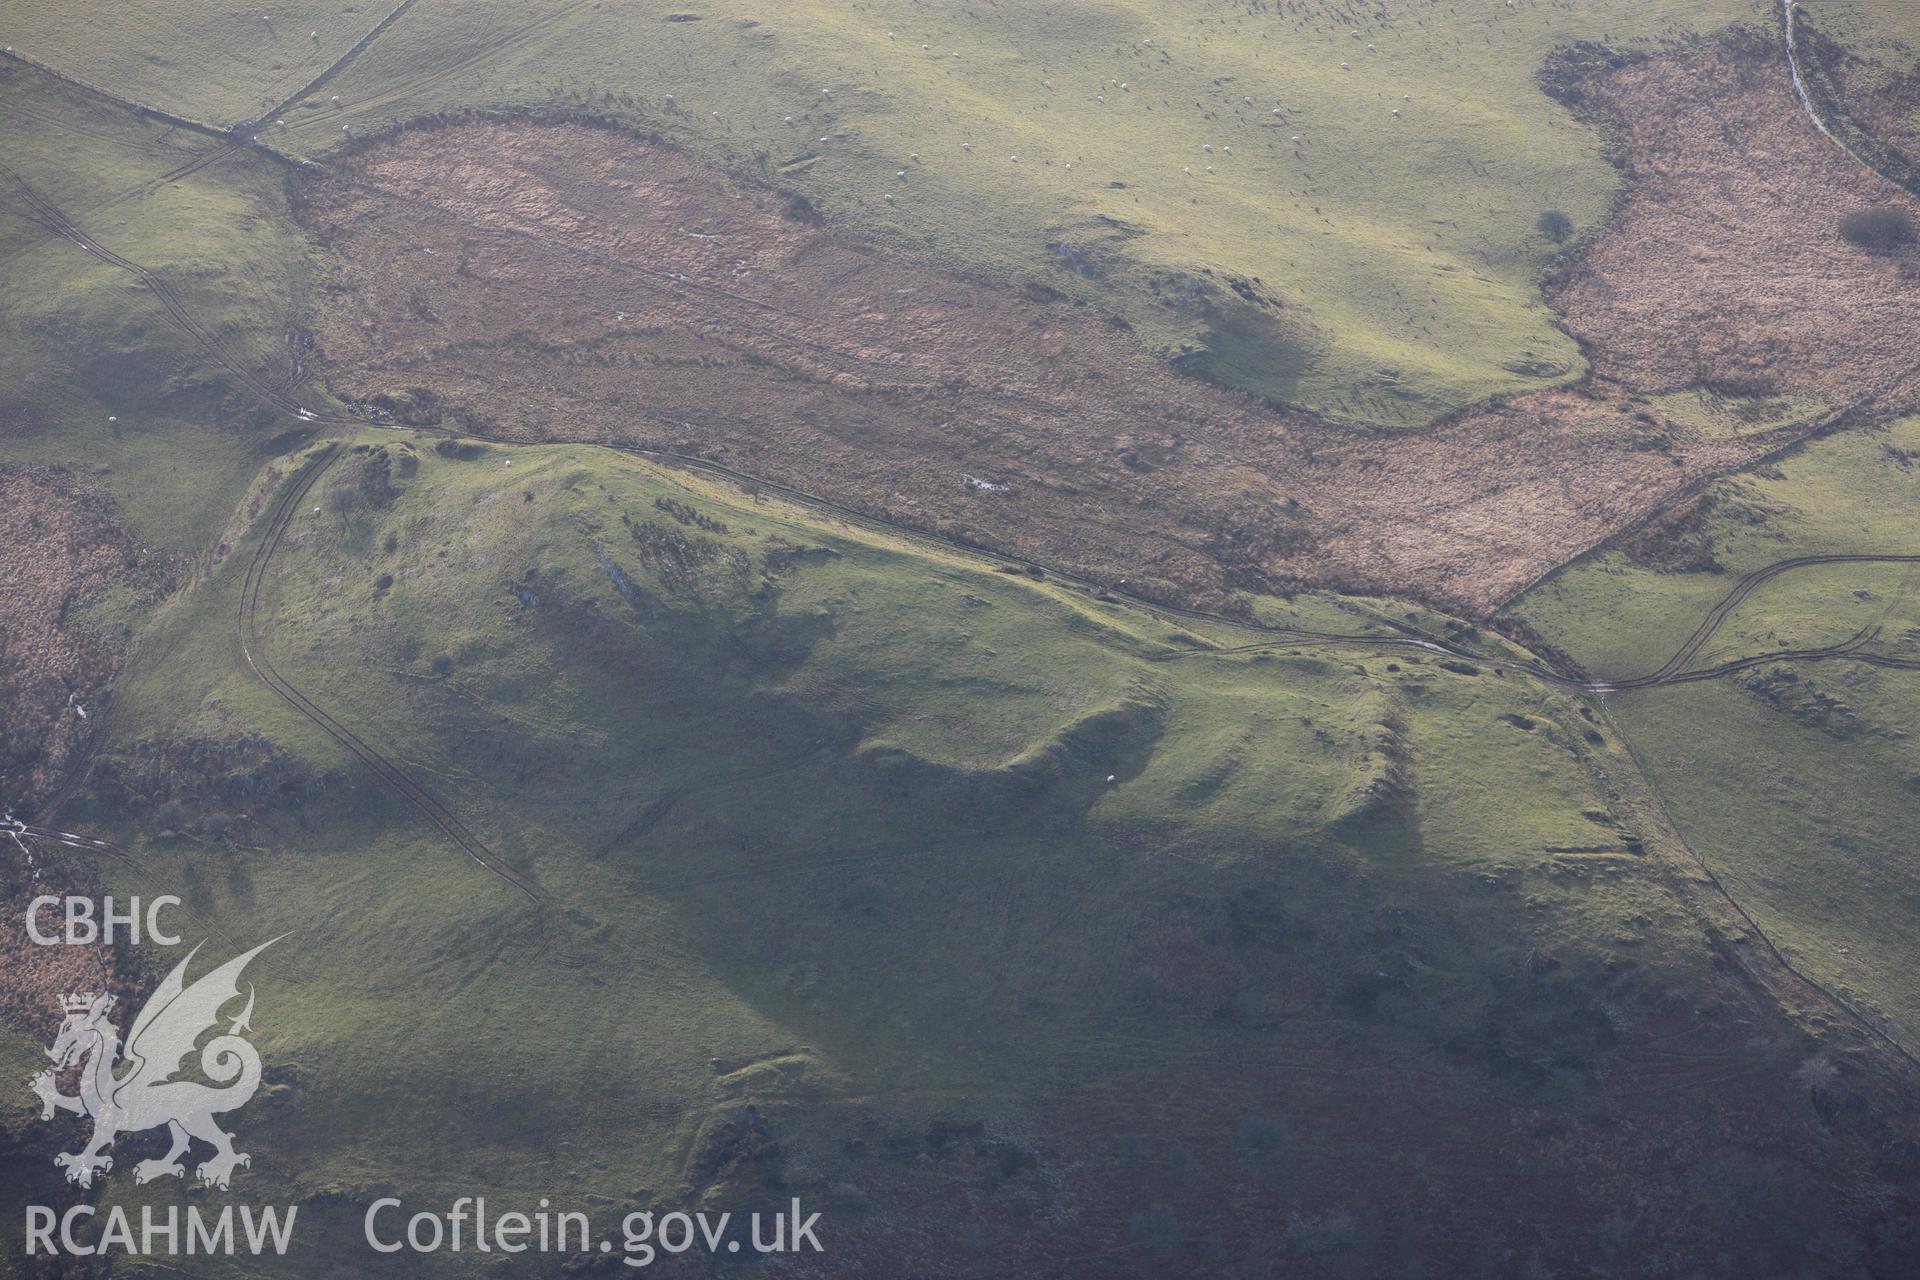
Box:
13;156;1916;696
237;445;548;911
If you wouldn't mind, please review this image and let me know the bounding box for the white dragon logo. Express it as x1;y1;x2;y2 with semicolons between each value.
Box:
27;938;280;1190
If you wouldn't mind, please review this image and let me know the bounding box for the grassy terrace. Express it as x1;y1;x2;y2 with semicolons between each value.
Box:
9;0;1777;425
20;432;1773;1270
1513;416;1920;1055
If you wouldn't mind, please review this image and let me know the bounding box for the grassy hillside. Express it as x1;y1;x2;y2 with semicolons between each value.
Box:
12;0;1775;425
6;11;1920;1273
2;0;381;127
1512;416;1920;1056
1798;0;1920;72
0;66;316;561
7;433;1870;1272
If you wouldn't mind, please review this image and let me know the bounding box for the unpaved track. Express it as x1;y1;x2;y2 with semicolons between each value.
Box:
14;76;1920;1095
1781;0;1877;177
262;0;425;125
273;0;599;145
0;158;310;417
1628;553;1920;686
239;445;583;969
1600;701;1920;1073
7;160;1912;702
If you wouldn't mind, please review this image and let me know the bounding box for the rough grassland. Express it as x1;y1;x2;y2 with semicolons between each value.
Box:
0;67;316;558
1797;0;1920;82
293;117;1807;616
1513;417;1920;1058
2;0;387;127
21;435;1886;1274
5;7;1920;1273
1553;34;1920;412
12;0;1773;425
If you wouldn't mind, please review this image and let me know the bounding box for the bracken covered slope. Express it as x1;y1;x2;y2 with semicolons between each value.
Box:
297;65;1863;617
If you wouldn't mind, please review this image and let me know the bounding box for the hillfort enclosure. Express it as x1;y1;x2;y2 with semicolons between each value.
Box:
5;0;1920;1275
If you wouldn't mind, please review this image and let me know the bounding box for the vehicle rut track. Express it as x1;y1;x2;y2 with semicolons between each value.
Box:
275;0;599;143
12;157;1919;692
414;419;1920;695
0;159;309;416
239;446;579;965
1634;553;1920;686
15;115;1920;1090
262;0;426;125
1600;701;1920;1074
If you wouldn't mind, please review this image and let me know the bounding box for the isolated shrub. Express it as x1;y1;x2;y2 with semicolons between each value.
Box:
202;811;233;838
1536;209;1574;243
1839;206;1916;251
782;191;824;226
154;799;187;831
327;450;395;517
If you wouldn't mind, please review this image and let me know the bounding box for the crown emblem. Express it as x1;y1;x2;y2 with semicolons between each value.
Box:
60;993;99;1013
